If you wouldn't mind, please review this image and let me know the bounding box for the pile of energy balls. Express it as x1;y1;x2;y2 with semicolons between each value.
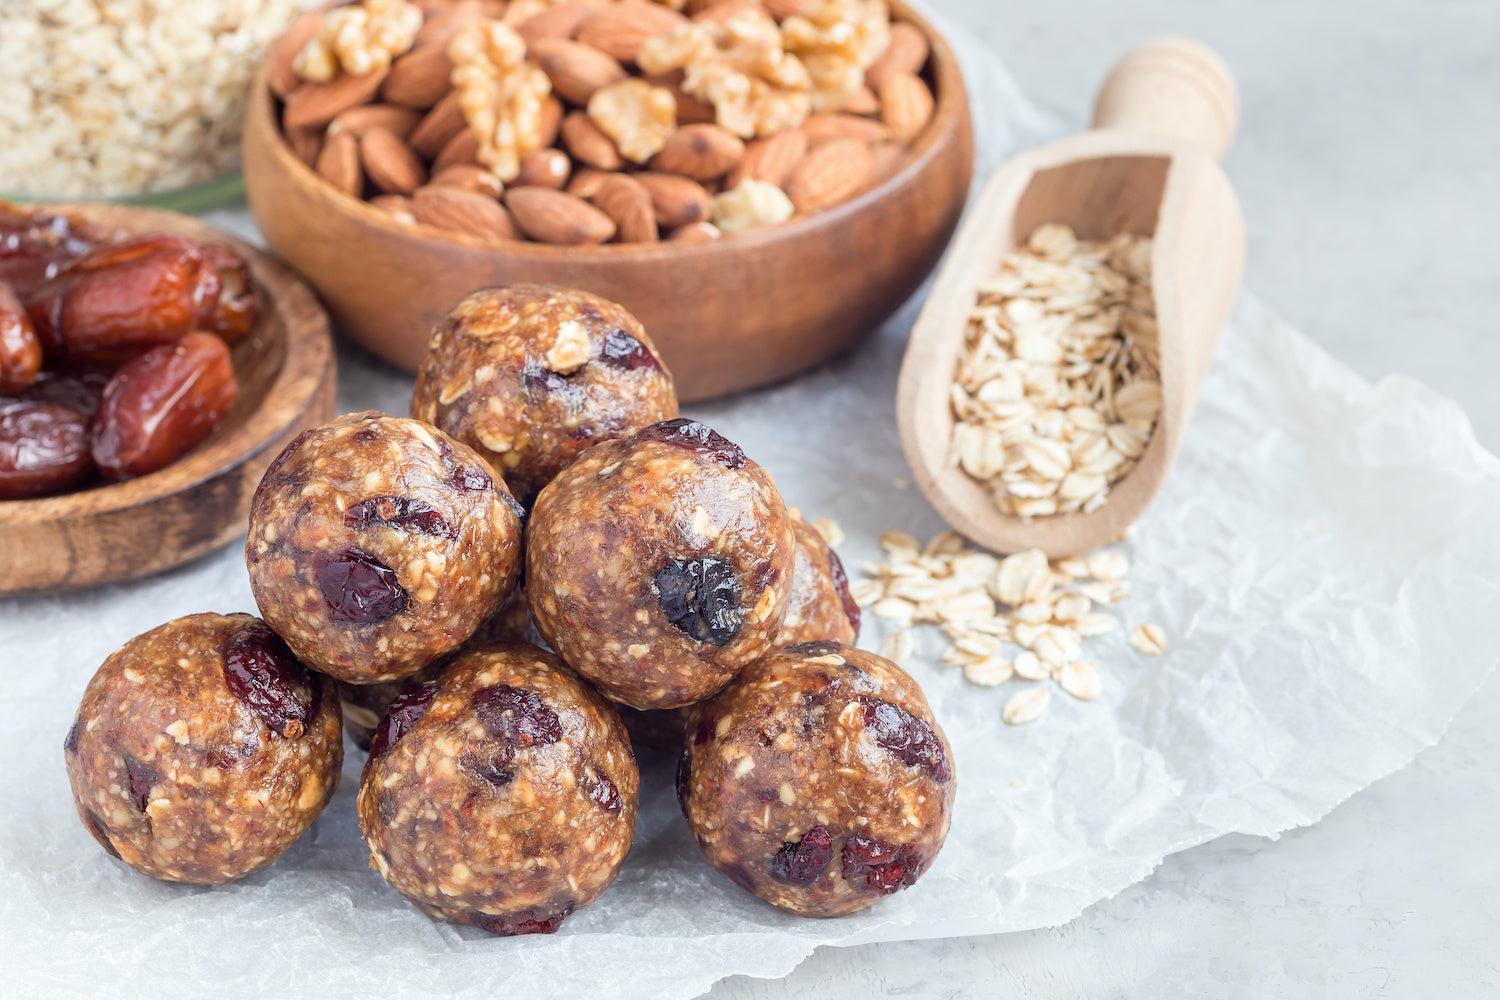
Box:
62;285;956;935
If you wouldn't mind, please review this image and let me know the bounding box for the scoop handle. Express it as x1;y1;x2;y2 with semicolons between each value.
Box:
1091;37;1239;161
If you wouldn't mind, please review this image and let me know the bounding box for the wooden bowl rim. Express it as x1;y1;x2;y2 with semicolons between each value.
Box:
250;0;970;262
0;204;333;526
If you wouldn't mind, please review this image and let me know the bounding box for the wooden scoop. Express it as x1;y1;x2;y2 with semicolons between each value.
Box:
896;37;1245;558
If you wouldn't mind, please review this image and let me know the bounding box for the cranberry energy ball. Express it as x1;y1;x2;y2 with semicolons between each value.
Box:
680;641;956;918
410;284;679;506
776;509;861;647
527;418;796;711
64;613;342;885
246;412;523;684
357;642;638;936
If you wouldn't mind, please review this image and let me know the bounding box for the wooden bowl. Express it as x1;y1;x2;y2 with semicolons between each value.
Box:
242;0;973;403
0;205;337;596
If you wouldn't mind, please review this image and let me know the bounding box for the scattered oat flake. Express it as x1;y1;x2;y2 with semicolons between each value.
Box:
964;657;1013;687
1002;686;1051;725
812;517;845;547
1056;660;1102;701
1128;623;1167;655
880;629;913;664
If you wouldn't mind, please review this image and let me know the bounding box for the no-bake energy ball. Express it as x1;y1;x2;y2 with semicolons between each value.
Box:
246;412;524;684
410;285;679;506
527;418;796;710
356;642;638;936
680;641;955;918
63;613;342;885
775;509;861;647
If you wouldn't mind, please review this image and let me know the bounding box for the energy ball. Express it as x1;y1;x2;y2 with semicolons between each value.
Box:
410;285;679;506
247;412;523;684
357;642;638;936
63;613;342;885
527;418;796;710
680;641;955;918
775;509;860;647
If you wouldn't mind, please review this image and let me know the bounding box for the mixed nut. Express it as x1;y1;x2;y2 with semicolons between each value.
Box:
0;203;258;500
269;0;938;244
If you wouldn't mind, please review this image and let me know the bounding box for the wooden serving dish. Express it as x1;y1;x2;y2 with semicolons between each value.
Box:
0;205;337;596
242;0;973;403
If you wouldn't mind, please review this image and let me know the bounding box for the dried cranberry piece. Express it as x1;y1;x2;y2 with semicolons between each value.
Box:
207;737;260;771
841;834;923;894
521;365;572;396
473;685;562;747
857;695;950;782
582;767;623;814
85;811;121;859
344;496;452;538
368;682;438;758
314;548;408;623
472;903;574;936
455;464;493;492
693;713;717;747
64;720;80;753
223;621;318;739
786;640;844;658
826;549;861;634
596;329;662;372
654;556;743;646
461;745;516;786
769;825;833;886
124;756;160;812
635;418;745;469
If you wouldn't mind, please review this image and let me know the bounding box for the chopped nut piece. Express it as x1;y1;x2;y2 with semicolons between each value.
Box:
712;179;796;232
295;0;424;81
587;79;678;164
780;0;891;112
1128;623;1167;655
448;20;553;181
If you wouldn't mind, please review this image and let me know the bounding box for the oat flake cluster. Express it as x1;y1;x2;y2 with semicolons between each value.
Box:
950;223;1163;518
852;529;1166;726
0;0;318;198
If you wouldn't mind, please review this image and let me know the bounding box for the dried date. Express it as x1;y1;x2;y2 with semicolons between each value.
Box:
0;400;93;499
201;244;259;344
0;282;42;393
90;331;238;480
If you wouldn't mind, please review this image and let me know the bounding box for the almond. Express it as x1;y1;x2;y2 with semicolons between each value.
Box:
840;84;880;117
414;185;522;242
798;112;890;148
285;124;324;167
785;137;872;214
381;45;454;110
865;22;931;92
315;130;363;197
283;69;390;130
328;103;422;140
360;127;429;194
726;129;807;190
517;0;595;45
879;72;933;145
561;111;624;170
432;125;480;170
369;194;417;223
538;95;565;147
409;89;467;159
268;13;326;100
529;38;627;106
635;172;713;228
566;167;611;200
668;220;722;243
505;187;616;244
577;0;689;64
762;0;810;17
515;148;572;189
649;123;743;180
414;0;486;50
429;163;504;198
867;140;906;188
593;173;658;243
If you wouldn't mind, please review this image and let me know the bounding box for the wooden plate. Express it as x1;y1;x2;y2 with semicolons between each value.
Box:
0;204;337;596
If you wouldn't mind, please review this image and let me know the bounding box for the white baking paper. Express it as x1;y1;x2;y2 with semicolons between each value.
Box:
3;21;1498;1000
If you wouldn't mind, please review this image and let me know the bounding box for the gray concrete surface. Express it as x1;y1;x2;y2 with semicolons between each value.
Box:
705;1;1500;995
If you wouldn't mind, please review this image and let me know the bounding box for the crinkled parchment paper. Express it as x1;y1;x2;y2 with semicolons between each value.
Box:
3;18;1498;1000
